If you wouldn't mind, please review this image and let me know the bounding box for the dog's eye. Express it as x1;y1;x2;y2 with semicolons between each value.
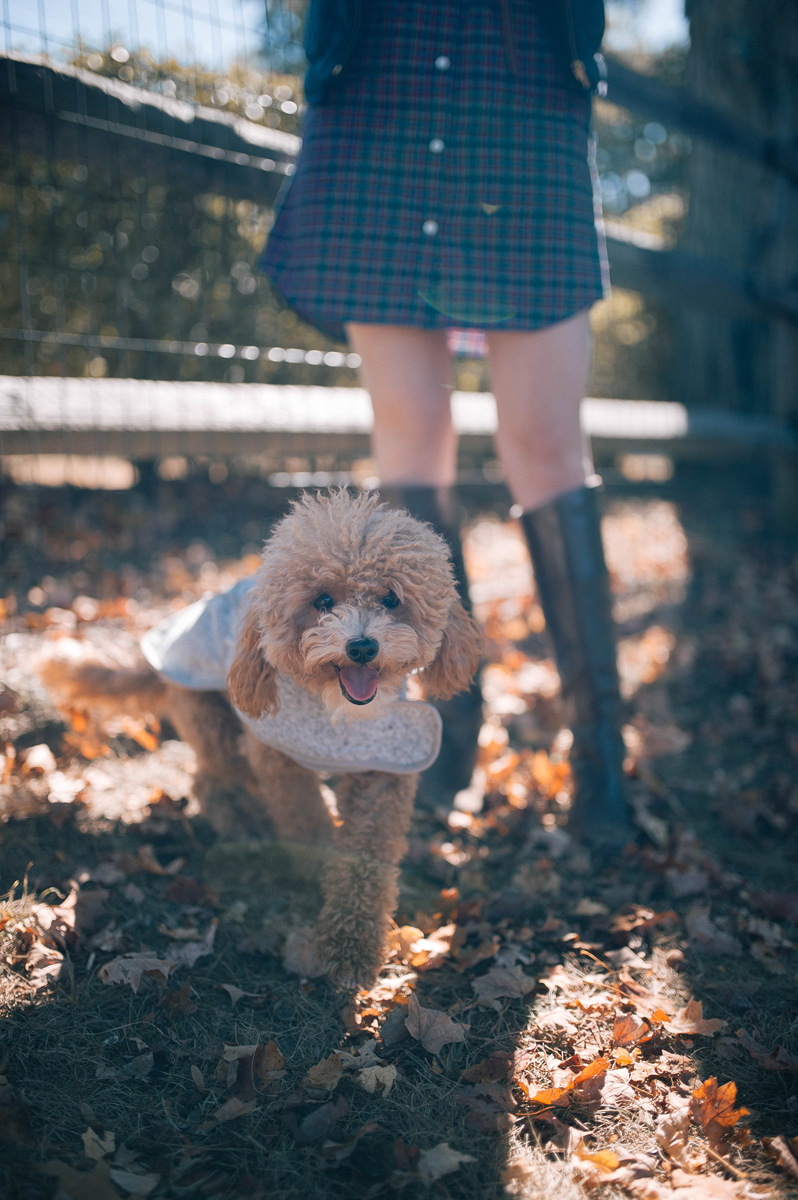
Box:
313;593;335;613
381;589;399;609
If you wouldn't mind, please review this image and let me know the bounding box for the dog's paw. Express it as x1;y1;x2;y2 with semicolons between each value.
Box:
325;957;382;994
312;928;384;993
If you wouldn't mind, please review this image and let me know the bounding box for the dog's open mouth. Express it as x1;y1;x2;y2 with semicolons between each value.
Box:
335;664;379;705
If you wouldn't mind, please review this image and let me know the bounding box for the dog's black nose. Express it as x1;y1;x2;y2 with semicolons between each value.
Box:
346;637;379;664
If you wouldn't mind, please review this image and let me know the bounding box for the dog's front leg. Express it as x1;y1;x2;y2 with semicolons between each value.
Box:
313;770;417;990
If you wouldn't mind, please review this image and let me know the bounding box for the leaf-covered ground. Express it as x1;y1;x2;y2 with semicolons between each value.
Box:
0;468;797;1200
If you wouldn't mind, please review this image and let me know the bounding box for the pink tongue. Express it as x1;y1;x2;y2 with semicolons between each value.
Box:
339;664;379;702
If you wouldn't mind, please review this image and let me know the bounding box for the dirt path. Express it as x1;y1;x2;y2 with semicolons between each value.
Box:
0;473;796;1200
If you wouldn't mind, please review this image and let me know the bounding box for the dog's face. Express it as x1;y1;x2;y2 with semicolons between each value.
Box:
228;489;480;720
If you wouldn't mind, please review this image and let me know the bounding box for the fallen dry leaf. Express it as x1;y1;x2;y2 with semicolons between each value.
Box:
190;1065;206;1092
452;936;499;973
321;1120;381;1164
599;1068;635;1107
99;953;175;992
471;964;536;1008
535;1008;579;1037
525;1083;573;1107
763;1135;798;1180
208;1096;257;1124
618;975;676;1019
303;1053;343;1091
26;940;66;989
358;1063;397;1096
656;1105;707;1171
669;1168;767;1198
230;1043;285;1100
259;1040;286;1073
605;946;650;970
543;1116;585;1159
162;876;217;906
612;1013;651;1047
685;905;743;957
167;920;217;969
749;939;786;975
463;1106;516;1134
220;983;247;1007
417;1142;474;1182
574;1146;672;1197
461;1051;514;1083
339;1040;383;1070
404;993;468;1054
297;1096;349;1144
222;1043;259;1062
219;983;268;1007
160;981;197;1017
666;866;709;898
408;924;458;970
572;1057;610;1105
120;1051;153;1080
745;917;791;949
736;1029;798;1073
39;887;108;943
574;1143;620;1172
366;970;417;1002
690;1077;750;1147
82;1127;115;1160
525;1057;609;1108
389;924;436;964
454;1080;517;1132
108;1168;159;1196
157;923;201;940
664;998;727;1037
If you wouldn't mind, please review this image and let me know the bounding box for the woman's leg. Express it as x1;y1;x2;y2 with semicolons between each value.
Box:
347;322;482;801
488;311;633;849
487;310;593;510
346;324;455;486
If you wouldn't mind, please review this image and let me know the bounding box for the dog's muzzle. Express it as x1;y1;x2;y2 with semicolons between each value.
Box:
336;638;380;704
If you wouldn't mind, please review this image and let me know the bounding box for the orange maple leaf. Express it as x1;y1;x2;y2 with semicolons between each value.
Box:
690;1077;750;1145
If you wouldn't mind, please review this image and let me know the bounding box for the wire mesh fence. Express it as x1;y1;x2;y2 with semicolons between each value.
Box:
0;0;372;386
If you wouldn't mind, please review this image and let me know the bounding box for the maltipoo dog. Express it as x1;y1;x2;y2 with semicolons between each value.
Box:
41;489;480;988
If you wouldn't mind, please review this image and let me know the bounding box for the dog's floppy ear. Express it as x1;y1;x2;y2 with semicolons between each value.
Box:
422;598;481;700
227;605;279;717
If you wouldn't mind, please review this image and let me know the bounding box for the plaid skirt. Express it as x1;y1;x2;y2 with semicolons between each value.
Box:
261;0;608;336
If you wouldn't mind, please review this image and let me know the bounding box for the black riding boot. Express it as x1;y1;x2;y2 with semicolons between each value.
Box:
379;485;483;801
520;482;634;849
